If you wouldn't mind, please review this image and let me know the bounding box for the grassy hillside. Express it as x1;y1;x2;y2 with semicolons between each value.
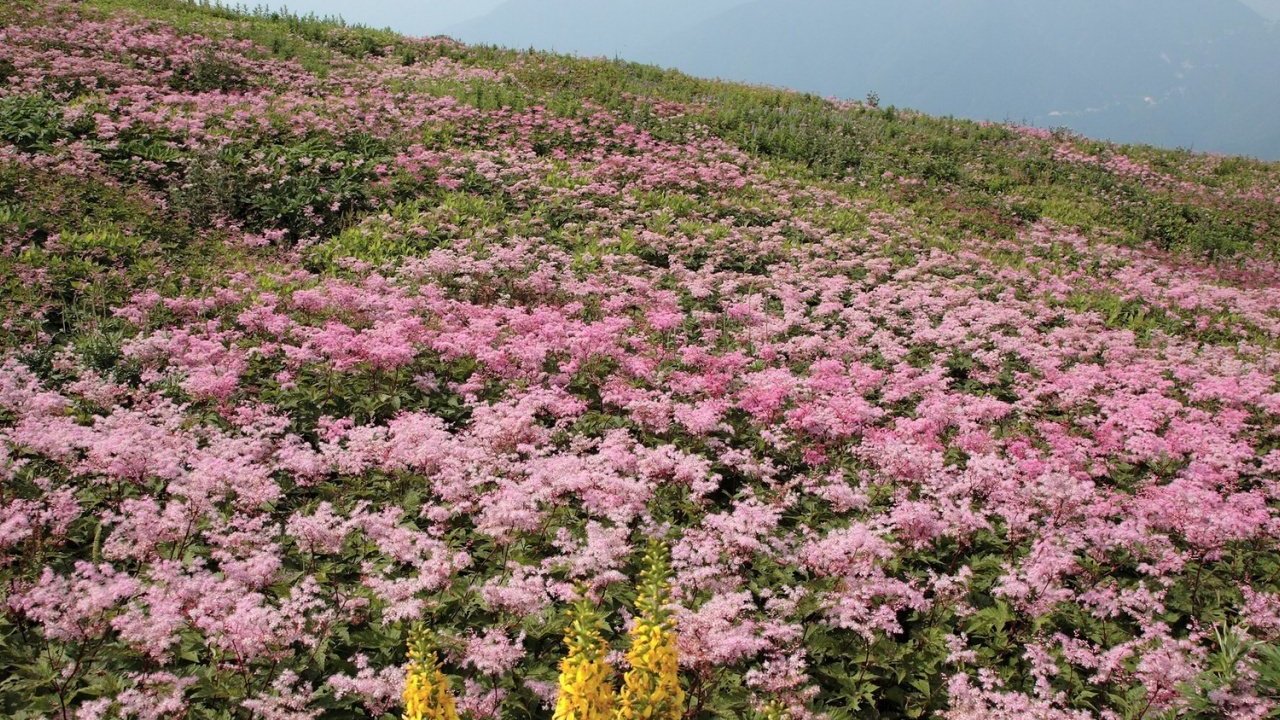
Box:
2;1;1280;719
455;0;1280;160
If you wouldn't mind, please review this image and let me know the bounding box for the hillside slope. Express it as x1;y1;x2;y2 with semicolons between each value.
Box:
456;0;1280;158
262;0;508;36
2;1;1280;719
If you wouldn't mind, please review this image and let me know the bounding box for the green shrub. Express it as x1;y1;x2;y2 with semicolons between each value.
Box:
167;48;249;92
172;137;391;241
1138;197;1257;259
0;95;67;152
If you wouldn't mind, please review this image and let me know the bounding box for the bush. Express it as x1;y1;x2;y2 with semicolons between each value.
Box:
167;49;249;92
1138;197;1256;259
173;137;391;241
0;95;66;152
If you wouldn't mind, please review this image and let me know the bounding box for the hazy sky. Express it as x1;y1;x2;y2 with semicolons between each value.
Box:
259;0;506;34
1244;0;1280;18
257;1;1280;158
262;0;1280;31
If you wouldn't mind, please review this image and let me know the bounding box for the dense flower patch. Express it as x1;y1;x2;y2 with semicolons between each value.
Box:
2;1;1280;719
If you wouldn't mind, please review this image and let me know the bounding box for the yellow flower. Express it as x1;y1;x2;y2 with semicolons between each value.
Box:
615;542;684;720
554;597;616;720
403;627;459;720
760;700;789;720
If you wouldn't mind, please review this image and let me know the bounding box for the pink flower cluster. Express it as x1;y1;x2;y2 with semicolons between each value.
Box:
2;2;1280;719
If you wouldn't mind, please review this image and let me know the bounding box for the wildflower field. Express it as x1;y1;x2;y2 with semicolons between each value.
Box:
3;1;1280;718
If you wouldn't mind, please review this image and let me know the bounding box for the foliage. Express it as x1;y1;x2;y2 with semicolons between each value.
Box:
0;1;1278;719
404;628;460;720
554;598;616;720
615;543;684;720
0;94;65;151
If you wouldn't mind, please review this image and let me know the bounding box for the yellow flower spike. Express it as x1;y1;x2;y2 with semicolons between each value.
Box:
554;596;617;720
403;626;459;720
615;541;684;720
760;700;789;720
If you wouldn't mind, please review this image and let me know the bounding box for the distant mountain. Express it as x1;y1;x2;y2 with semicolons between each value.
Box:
1241;0;1280;20
449;0;1280;158
448;0;753;56
640;0;1280;155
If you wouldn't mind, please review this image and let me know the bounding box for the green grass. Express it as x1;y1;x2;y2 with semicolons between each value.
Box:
56;0;1280;268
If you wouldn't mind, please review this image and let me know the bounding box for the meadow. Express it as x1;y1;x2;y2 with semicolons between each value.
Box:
2;1;1280;718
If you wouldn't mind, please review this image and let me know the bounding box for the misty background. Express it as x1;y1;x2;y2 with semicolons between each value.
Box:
261;0;1280;159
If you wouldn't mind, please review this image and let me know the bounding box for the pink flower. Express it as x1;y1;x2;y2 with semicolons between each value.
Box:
462;628;526;676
